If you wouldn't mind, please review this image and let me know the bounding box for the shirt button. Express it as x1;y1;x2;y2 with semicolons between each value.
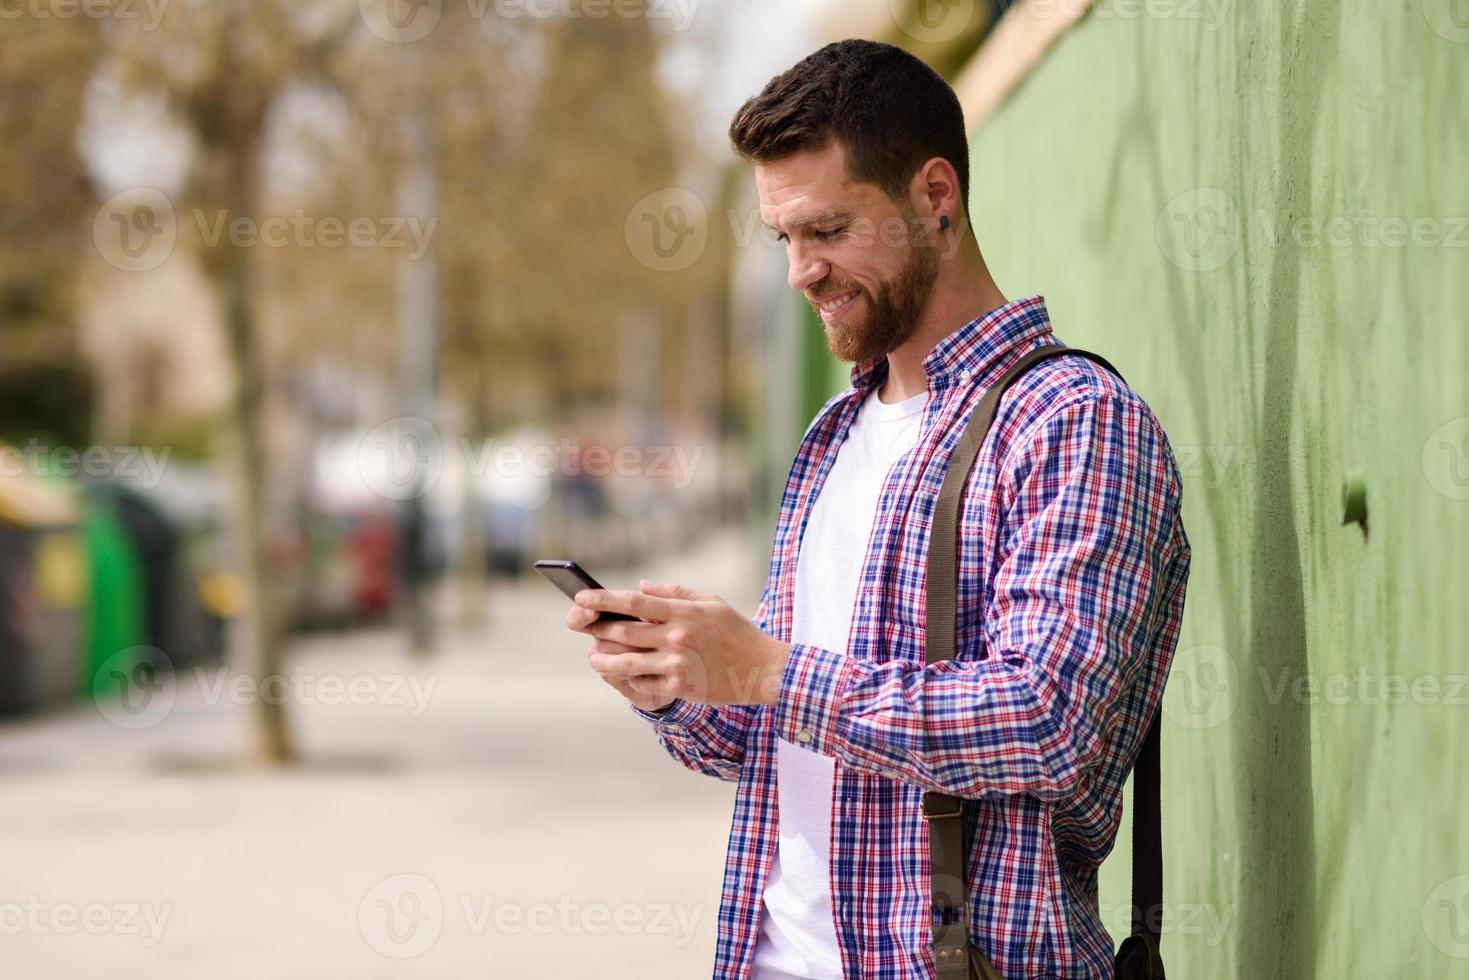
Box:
795;729;813;744
959;368;972;383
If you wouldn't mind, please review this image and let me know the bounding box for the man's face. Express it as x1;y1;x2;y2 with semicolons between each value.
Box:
755;142;940;365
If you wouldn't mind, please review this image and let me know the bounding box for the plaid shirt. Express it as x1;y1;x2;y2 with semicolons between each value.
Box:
634;296;1191;979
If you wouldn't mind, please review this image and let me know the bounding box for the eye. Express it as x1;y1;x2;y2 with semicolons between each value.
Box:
815;226;845;240
774;232;789;243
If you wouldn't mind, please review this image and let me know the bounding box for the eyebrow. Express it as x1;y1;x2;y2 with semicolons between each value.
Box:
762;209;854;234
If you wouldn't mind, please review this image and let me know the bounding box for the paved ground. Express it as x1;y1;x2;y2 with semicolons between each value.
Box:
0;528;768;979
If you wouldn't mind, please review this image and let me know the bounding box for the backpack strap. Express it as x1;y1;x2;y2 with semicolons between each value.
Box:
922;344;1163;975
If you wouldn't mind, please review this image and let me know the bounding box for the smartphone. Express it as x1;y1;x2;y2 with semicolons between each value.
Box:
533;560;637;622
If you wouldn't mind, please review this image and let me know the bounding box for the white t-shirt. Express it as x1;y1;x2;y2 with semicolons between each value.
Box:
752;384;928;980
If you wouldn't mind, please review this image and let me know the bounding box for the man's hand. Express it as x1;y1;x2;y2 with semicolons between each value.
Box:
565;593;677;712
567;581;791;707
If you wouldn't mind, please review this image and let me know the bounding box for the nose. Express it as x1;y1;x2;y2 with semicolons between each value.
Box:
785;239;829;294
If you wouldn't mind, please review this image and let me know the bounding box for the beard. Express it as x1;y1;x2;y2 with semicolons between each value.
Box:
815;218;941;365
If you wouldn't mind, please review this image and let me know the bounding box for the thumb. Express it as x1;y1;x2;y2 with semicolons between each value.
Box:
639;580;714;602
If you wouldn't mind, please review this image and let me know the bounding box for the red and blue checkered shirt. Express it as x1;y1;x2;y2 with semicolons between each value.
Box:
634;296;1191;978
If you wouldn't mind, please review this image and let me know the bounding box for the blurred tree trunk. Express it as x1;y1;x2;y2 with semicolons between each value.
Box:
192;86;295;764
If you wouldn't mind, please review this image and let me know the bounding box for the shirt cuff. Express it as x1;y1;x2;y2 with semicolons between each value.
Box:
771;642;855;754
629;698;699;725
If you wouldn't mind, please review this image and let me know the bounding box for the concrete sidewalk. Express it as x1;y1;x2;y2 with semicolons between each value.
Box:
0;528;767;979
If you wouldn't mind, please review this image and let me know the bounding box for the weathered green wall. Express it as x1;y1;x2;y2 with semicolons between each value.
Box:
959;2;1469;976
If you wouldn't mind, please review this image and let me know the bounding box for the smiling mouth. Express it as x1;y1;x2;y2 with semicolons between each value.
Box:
812;290;859;316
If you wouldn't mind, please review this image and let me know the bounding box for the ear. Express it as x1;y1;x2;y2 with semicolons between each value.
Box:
912;156;962;225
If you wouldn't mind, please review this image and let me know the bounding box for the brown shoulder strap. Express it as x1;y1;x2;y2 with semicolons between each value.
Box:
922;345;1163;974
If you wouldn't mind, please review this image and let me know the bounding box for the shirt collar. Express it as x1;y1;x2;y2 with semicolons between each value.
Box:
847;294;1055;393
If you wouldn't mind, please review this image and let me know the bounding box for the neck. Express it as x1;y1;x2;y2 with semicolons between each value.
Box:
876;239;1007;404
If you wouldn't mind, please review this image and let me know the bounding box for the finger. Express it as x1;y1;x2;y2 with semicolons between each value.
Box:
565;605;601;633
575;588;675;623
588;649;671;681
638;580;716;602
585;615;667;649
588;636;645;655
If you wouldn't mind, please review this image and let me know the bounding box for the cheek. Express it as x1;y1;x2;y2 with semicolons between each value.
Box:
838;240;903;288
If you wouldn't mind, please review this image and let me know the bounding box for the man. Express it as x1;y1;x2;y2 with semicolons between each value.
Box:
566;38;1190;979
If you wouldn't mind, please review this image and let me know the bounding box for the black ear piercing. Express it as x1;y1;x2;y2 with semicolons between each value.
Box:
939;215;950;231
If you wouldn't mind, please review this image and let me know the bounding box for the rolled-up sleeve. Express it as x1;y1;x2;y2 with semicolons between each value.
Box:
770;393;1184;801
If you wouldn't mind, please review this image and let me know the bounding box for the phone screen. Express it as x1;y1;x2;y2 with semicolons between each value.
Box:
534;560;637;622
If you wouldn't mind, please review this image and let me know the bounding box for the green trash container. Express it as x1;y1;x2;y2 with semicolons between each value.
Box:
79;484;145;701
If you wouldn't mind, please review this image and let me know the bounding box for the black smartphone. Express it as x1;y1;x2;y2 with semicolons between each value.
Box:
533;560;637;622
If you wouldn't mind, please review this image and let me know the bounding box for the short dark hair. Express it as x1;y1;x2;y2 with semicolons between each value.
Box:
728;39;970;210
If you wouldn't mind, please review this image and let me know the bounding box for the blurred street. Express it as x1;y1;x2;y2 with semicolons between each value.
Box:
0;528;765;980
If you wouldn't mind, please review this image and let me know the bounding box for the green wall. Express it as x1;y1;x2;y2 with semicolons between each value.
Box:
959;2;1469;976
